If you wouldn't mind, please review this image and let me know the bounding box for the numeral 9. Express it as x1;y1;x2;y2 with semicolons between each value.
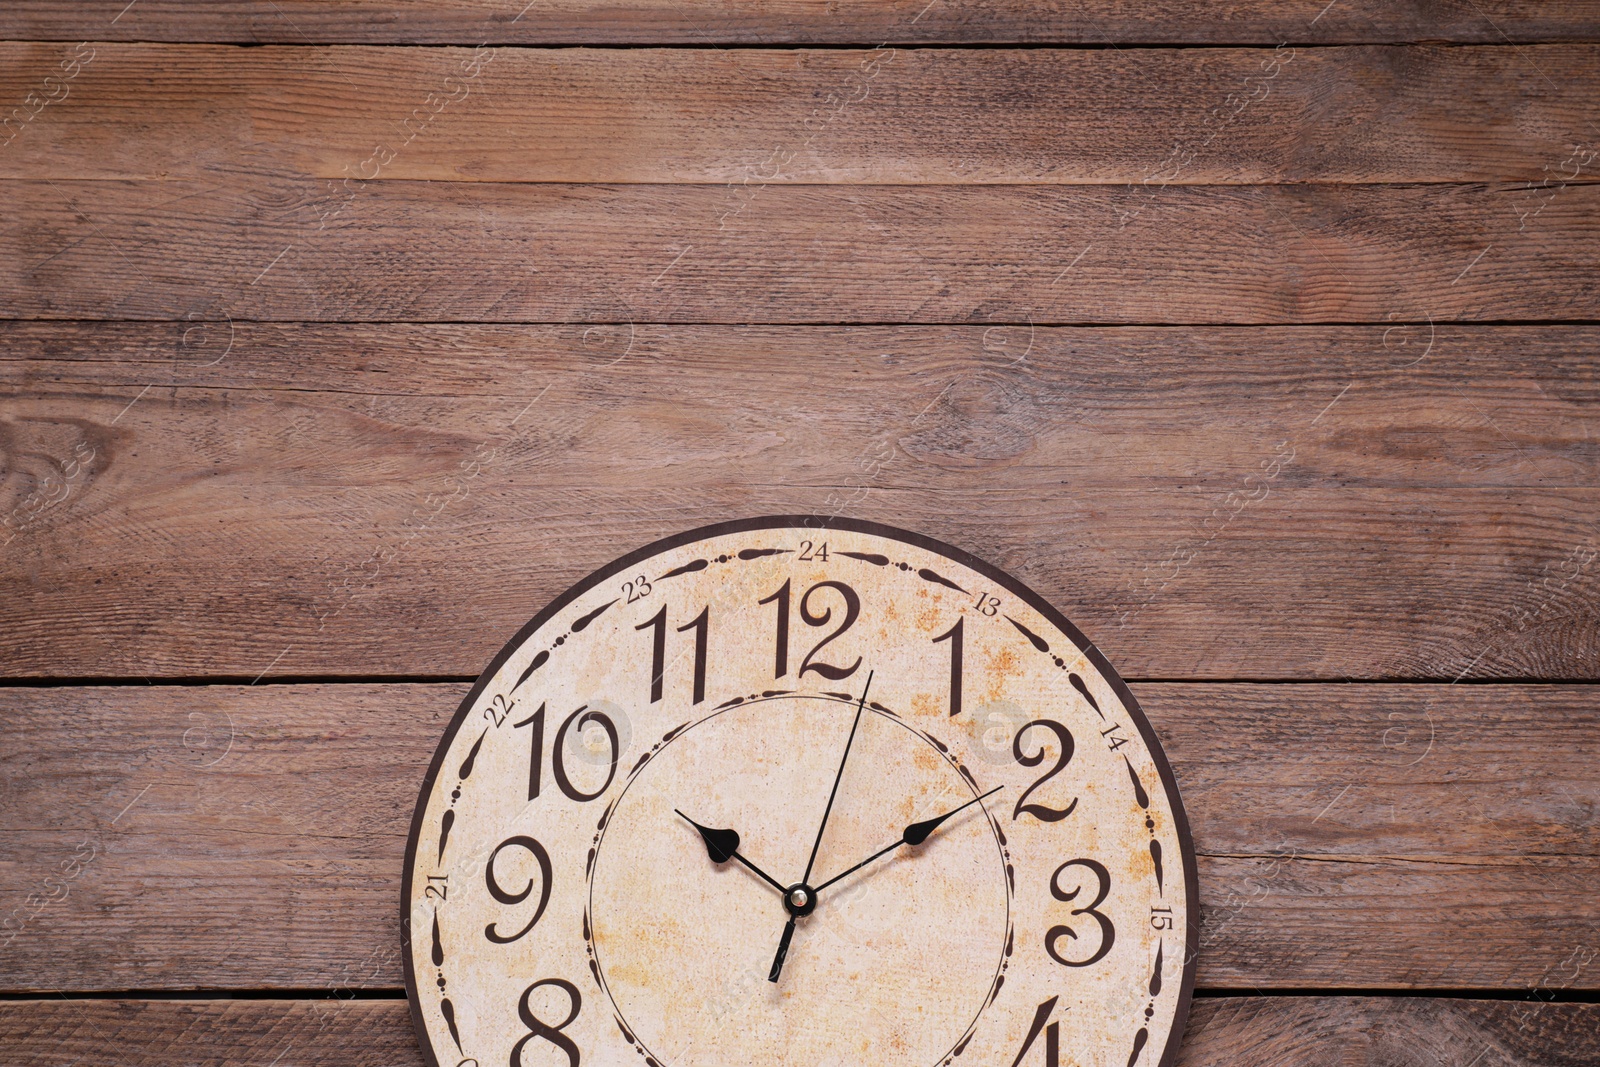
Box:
483;835;552;944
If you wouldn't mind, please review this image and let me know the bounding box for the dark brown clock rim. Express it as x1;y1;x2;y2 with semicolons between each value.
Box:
401;515;1199;1067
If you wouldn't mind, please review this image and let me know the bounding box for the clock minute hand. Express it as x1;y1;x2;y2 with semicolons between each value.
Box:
813;784;1004;894
675;809;786;895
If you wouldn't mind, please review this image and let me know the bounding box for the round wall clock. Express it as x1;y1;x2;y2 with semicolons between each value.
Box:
403;517;1196;1067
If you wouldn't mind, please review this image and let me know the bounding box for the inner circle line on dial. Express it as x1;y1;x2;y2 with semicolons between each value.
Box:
583;689;1014;1067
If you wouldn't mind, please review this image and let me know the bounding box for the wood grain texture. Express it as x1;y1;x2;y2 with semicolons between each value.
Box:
4;323;1598;681
0;683;1592;991
5;321;1597;489
5;179;1598;325
4;0;1600;45
4;44;1598;184
0;996;1595;1065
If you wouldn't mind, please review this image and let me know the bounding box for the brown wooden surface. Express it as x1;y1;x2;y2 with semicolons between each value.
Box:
5;0;1600;45
5;44;1598;184
3;2;1596;1061
0;996;1596;1066
4;323;1598;681
5;180;1597;324
1;683;1593;992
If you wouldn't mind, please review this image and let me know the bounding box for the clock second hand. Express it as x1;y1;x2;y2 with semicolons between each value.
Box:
769;670;874;983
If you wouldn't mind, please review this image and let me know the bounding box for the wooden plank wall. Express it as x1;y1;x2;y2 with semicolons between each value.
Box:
1;1;1596;1064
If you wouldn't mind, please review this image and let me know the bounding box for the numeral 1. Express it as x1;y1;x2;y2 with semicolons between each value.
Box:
932;617;963;717
638;606;668;703
676;606;709;705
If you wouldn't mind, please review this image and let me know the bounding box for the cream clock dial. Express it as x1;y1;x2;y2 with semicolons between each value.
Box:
404;518;1195;1067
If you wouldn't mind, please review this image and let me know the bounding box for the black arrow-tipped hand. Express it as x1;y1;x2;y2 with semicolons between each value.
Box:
813;785;1004;894
675;809;786;894
679;809;740;862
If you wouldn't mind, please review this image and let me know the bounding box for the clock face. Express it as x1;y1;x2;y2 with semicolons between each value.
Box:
403;518;1195;1067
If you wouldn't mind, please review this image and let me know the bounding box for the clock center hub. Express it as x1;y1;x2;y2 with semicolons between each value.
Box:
783;883;817;917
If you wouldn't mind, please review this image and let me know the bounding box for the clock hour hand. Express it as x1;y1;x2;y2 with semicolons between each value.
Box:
813;785;1004;894
675;809;786;895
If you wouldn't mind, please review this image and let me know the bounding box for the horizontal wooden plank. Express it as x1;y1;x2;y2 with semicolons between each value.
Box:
0;684;1592;991
4;179;1595;324
4;44;1597;184
3;322;1598;680
5;322;1596;489
0;996;1595;1065
3;0;1600;44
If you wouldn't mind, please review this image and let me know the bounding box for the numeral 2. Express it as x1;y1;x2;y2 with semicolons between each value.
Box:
1012;719;1079;822
799;580;861;680
636;605;709;704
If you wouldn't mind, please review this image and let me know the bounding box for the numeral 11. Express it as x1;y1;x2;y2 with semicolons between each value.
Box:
636;604;709;705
